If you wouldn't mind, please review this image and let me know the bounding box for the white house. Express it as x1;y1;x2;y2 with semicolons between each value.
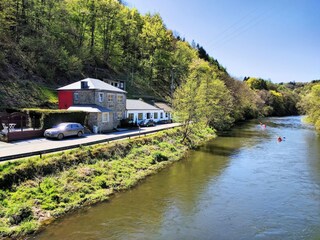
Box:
126;99;166;123
153;102;173;122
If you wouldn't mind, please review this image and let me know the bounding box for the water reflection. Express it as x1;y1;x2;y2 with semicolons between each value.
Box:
34;116;320;240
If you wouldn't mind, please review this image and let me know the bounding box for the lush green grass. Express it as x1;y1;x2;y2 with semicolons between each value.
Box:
0;127;215;238
39;86;58;104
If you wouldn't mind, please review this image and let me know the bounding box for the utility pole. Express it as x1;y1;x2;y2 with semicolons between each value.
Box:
170;67;174;102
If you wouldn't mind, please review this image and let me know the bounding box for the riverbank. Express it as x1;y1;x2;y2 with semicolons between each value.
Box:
0;127;215;239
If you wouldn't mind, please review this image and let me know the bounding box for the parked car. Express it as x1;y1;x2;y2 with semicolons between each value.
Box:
139;119;156;127
44;122;84;140
157;119;172;124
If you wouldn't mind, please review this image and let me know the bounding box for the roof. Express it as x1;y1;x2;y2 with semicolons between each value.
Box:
154;102;173;112
67;104;112;113
57;78;126;93
126;99;160;111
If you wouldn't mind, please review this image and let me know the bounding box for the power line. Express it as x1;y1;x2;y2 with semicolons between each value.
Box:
204;3;283;50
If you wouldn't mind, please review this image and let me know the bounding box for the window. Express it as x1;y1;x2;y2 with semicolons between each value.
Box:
74;92;79;101
120;82;124;89
117;112;123;120
165;112;168;118
154;112;158;119
102;112;109;122
146;113;151;119
114;82;118;87
160;112;163;119
128;113;134;120
117;95;123;103
99;92;104;102
138;113;143;120
108;94;114;102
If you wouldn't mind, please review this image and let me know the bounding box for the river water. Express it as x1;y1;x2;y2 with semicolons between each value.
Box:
34;116;320;240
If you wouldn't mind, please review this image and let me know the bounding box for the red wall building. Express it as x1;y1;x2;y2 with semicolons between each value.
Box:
58;91;74;109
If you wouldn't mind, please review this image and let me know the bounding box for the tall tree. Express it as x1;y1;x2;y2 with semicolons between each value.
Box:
299;83;320;131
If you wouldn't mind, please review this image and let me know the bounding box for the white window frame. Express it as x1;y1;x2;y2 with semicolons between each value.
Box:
102;112;109;122
117;95;123;103
117;112;123;120
138;113;143;120
128;113;134;120
98;92;104;103
108;94;114;102
160;112;163;119
74;92;79;101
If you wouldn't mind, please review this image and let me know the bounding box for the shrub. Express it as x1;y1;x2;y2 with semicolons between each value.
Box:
6;204;33;225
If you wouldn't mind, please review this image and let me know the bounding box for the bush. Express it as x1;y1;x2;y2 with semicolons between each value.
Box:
6;205;33;225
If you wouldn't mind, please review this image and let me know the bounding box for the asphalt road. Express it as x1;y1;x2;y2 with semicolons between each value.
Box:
0;123;181;162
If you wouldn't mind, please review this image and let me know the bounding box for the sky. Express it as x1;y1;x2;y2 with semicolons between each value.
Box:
126;0;320;83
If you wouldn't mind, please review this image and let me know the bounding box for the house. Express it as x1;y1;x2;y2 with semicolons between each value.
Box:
126;99;166;124
58;78;126;132
153;102;173;123
104;78;126;91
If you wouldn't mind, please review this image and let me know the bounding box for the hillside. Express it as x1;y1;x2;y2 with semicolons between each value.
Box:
0;0;311;127
0;0;214;109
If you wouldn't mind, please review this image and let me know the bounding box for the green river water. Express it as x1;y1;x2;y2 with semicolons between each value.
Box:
33;116;320;240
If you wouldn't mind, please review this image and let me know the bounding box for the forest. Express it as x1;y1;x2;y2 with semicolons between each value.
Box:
0;0;319;131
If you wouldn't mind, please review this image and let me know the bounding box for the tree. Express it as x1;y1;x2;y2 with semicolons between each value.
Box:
173;59;234;143
245;77;268;90
299;84;320;131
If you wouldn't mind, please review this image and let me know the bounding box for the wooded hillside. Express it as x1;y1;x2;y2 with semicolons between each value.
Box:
0;0;222;108
0;0;313;128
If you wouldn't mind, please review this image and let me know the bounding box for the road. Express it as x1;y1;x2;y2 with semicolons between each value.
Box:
0;123;181;162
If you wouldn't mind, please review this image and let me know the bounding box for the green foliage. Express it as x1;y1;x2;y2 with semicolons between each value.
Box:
173;58;233;142
0;0;304;121
0;128;212;238
245;77;268;90
299;83;320;131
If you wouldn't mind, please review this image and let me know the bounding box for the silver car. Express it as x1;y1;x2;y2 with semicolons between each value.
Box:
44;122;84;140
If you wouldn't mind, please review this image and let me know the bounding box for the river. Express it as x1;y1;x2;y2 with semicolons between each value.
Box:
33;116;320;240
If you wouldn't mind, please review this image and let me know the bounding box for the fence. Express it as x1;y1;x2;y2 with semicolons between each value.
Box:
0;112;42;142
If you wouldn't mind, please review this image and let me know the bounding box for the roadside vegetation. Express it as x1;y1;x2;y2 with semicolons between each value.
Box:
0;127;215;238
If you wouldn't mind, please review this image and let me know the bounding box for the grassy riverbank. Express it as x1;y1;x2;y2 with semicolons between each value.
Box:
0;127;215;239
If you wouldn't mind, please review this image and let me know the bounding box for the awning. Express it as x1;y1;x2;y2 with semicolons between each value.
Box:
68;105;112;113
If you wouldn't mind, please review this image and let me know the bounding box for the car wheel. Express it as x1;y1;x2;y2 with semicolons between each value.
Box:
57;133;64;140
77;131;83;137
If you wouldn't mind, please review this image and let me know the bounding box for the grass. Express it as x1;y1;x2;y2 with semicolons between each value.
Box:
0;127;215;238
39;86;58;104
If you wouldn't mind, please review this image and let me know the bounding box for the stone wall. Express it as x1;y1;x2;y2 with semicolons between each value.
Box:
74;90;126;132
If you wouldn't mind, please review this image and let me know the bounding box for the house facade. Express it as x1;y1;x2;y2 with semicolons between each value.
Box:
126;99;168;124
58;78;126;132
153;102;173;122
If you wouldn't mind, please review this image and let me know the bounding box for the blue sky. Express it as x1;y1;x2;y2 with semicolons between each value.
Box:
126;0;320;83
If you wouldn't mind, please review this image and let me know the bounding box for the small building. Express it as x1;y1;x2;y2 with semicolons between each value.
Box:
153;102;173;123
104;78;126;91
126;99;166;124
58;78;126;132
